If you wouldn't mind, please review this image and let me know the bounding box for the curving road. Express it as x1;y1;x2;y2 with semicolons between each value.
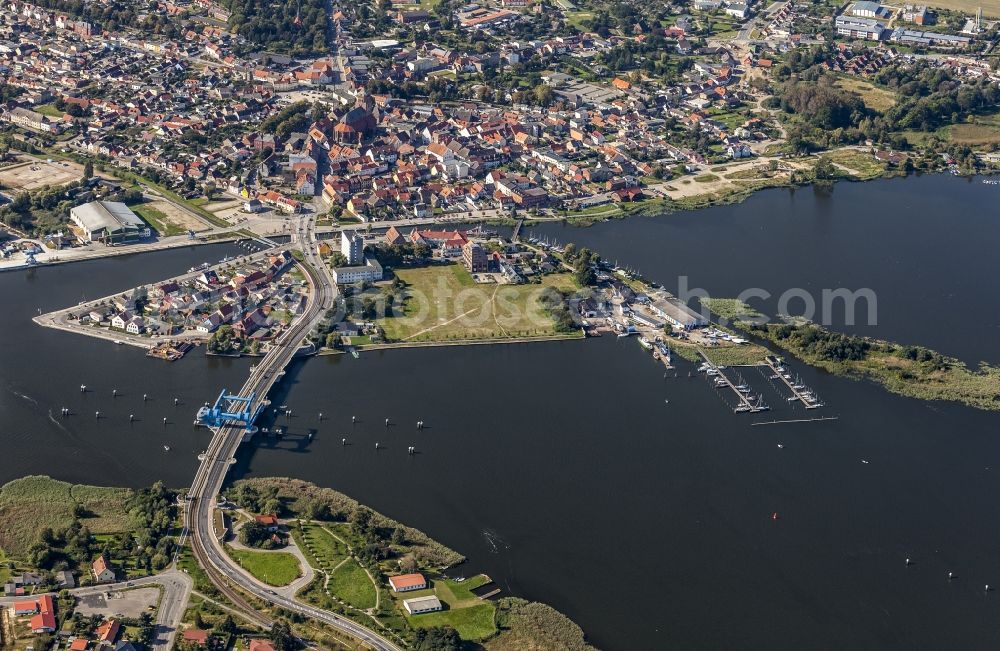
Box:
181;216;399;650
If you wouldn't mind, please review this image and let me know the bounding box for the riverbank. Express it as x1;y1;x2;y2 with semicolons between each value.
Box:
702;298;1000;411
0;233;242;273
554;146;908;226
225;478;596;650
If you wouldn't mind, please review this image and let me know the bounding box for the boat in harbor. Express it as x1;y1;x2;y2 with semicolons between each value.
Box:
188;262;210;273
638;337;653;350
617;325;638;338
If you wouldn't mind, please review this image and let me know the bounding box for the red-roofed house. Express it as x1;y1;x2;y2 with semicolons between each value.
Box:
388;573;427;593
31;611;55;634
254;514;279;531
92;556;115;583
248;640;276;651
182;629;211;646
70;639;89;651
96;618;121;644
13;600;38;615
30;595;56;633
408;230;469;256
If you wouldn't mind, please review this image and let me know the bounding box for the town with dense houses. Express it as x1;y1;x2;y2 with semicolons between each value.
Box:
0;0;995;253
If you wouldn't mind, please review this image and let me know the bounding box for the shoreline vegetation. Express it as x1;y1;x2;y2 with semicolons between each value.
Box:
226;478;598;650
0;475;598;649
545;147;905;227
701;298;1000;411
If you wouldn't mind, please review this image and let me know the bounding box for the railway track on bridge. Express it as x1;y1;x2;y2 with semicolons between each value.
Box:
183;218;401;651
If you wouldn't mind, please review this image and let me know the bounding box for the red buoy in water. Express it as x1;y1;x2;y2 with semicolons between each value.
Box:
772;512;780;521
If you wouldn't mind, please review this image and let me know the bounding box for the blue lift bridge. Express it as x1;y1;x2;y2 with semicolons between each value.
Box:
196;389;266;432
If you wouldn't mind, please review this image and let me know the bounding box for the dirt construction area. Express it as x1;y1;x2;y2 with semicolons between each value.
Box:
0;157;82;190
76;587;160;618
144;199;213;232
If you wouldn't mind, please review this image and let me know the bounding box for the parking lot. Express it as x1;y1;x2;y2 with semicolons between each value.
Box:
76;587;160;618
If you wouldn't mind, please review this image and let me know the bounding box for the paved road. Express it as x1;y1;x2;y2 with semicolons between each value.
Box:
183;215;399;650
0;571;192;651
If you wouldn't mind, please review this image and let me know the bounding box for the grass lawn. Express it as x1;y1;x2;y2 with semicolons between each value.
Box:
293;524;349;571
564;10;593;29
34;103;64;118
226;547;301;586
700;343;771;366
0;476;133;557
378;264;581;342
128;203;186;236
833;76;897;112
945;114;1000;146
406;602;496;640
435;575;492;605
326;559;376;609
821;149;887;180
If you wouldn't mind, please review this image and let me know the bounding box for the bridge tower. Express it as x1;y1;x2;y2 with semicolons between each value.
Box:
196;389;265;432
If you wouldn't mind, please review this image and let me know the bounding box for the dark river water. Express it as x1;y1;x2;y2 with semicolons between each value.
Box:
2;175;1000;650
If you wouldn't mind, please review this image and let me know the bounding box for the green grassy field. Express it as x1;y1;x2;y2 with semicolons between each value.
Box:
406;602;496;640
378;264;581;342
435;575;492;605
820;149;888;180
833;77;897;112
327;559;376;609
226;547;301;586
0;476;133;557
293;524;349;571
945;114;1000;146
34;103;64;118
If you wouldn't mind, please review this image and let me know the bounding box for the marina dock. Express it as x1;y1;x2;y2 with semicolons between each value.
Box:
698;352;768;414
764;356;822;409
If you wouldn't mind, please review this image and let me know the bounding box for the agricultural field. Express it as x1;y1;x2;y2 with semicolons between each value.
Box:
944;113;1000;146
0;476;133;557
920;0;1000;17
377;264;581;342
